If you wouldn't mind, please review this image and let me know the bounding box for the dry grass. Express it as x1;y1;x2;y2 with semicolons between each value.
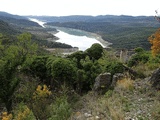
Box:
86;92;125;120
116;77;134;91
70;91;125;120
133;62;160;77
70;74;160;120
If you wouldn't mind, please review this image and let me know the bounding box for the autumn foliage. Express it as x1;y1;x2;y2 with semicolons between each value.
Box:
0;112;12;120
149;28;160;56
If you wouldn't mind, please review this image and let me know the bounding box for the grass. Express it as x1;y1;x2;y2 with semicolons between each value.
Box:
70;72;160;120
116;77;134;91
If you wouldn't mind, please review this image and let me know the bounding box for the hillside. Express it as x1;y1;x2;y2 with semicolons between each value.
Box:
28;15;159;24
71;78;160;120
0;12;40;27
0;13;160;120
0;12;73;50
0;11;27;19
34;15;160;50
0;20;19;35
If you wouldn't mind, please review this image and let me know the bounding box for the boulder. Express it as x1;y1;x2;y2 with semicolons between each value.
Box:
149;68;160;89
112;73;125;87
93;73;112;93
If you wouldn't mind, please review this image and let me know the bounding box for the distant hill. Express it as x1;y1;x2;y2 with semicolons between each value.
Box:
0;11;40;27
28;15;158;25
1;12;159;50
0;11;27;19
26;15;93;23
32;15;160;50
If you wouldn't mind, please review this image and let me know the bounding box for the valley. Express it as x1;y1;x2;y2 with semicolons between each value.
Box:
0;11;160;120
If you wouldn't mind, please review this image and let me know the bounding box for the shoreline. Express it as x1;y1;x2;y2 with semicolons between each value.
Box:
46;26;112;48
89;32;112;48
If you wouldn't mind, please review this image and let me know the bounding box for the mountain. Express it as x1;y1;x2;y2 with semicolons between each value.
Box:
26;15;93;23
0;11;27;19
28;15;158;25
0;11;40;27
1;12;159;50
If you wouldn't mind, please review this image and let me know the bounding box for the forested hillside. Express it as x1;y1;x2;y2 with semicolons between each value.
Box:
1;12;160;120
0;12;73;49
41;15;160;50
0;12;40;27
0;32;160;120
0;20;19;35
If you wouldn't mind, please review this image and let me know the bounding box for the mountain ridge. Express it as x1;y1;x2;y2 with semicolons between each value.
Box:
0;11;41;27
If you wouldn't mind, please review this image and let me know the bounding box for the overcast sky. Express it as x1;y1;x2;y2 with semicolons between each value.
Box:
0;0;160;16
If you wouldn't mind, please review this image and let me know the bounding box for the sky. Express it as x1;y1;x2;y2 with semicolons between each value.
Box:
0;0;160;16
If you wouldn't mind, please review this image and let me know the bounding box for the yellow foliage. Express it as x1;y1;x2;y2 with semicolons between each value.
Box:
0;112;12;120
16;107;30;120
33;84;51;99
149;28;160;56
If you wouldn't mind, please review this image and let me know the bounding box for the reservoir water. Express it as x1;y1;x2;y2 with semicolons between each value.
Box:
29;18;110;51
53;27;107;51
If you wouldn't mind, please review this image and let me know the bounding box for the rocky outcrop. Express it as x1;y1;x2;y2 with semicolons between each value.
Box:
93;73;112;93
93;72;128;94
149;68;160;89
112;73;125;87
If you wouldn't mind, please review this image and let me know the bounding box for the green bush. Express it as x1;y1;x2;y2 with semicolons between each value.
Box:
13;103;36;120
48;96;72;120
51;58;77;85
128;52;150;67
81;59;102;91
23;56;49;81
105;61;124;75
86;43;103;61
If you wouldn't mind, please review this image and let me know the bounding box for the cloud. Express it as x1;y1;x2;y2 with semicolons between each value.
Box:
0;0;159;16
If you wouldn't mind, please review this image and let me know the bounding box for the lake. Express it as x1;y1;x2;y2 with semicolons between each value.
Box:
29;18;111;51
53;27;111;51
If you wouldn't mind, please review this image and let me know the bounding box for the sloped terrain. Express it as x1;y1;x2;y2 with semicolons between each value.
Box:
71;77;160;120
0;20;19;35
0;12;40;27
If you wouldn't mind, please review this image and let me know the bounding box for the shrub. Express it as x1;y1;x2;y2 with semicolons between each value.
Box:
0;112;12;120
23;56;49;81
13;103;36;120
51;58;77;86
30;84;52;120
128;52;150;67
105;61;125;75
86;43;103;61
14;76;38;103
81;59;102;91
48;96;72;120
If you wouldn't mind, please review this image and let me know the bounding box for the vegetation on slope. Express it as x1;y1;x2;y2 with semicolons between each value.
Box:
0;18;72;49
0;14;160;120
0;20;19;35
0;12;40;27
0;29;160;119
45;15;159;50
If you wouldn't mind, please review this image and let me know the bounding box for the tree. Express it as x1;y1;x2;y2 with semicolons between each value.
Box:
67;51;86;69
50;58;77;86
148;28;160;56
86;43;103;61
0;33;37;112
24;56;49;82
155;9;160;22
80;57;102;91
